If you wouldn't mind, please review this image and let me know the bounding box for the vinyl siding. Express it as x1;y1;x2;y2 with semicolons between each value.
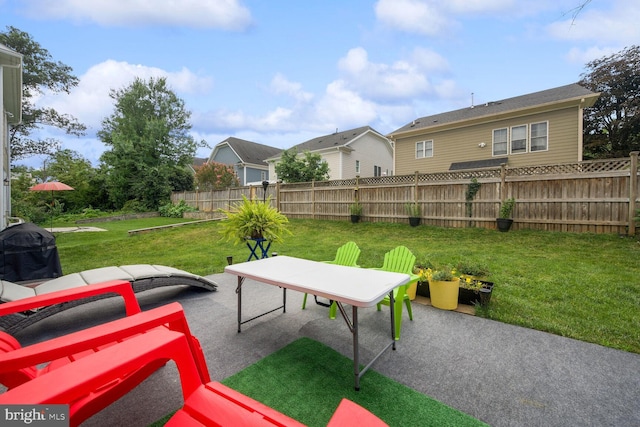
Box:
394;106;581;174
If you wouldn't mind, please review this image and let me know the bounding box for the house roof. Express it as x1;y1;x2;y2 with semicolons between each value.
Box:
389;83;599;137
0;42;22;124
218;137;281;166
289;126;381;152
192;157;207;168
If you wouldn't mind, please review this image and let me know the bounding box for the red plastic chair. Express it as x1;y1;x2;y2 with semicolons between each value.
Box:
0;325;386;427
0;280;209;426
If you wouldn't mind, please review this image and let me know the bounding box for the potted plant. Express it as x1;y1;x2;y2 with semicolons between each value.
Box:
219;195;292;247
496;197;515;232
405;202;421;227
426;265;460;310
456;261;494;307
349;201;362;223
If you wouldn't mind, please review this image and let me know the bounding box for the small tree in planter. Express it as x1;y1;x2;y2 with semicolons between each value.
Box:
349;201;363;223
496;197;516;232
405;202;421;226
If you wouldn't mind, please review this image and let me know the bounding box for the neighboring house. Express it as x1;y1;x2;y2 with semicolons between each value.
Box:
208;137;281;186
266;126;394;181
189;157;207;174
0;43;22;230
388;83;600;174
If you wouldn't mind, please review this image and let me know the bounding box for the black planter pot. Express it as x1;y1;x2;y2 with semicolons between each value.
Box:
458;281;494;307
416;281;430;297
409;217;421;227
496;218;513;232
350;214;361;223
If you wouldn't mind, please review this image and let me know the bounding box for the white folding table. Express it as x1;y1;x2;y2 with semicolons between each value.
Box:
224;255;410;390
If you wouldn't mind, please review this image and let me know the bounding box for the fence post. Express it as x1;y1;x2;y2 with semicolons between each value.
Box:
629;151;639;236
311;180;316;219
500;164;507;202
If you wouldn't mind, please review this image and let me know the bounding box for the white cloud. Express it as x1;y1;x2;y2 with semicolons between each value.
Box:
565;46;620;66
313;80;379;130
546;2;640;44
269;74;314;103
21;0;253;30
337;47;435;100
38;60;213;131
374;0;451;36
373;0;525;36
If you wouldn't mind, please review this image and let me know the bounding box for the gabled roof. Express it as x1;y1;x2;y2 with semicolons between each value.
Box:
390;83;599;137
216;137;281;166
289;126;382;152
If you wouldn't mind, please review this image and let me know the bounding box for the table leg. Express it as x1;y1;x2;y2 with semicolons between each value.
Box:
336;292;396;391
236;276;244;333
389;289;396;349
236;276;286;332
352;305;360;391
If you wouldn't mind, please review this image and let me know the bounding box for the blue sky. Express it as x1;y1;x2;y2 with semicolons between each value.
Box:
2;0;639;168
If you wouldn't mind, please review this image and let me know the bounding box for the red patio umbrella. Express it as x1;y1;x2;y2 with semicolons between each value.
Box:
29;181;75;231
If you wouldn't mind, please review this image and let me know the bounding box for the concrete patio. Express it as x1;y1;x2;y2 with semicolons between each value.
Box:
14;272;640;427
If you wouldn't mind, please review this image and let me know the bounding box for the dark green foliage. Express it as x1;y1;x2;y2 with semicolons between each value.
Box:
98;77;205;210
0;26;86;160
158;200;197;218
580;45;640;159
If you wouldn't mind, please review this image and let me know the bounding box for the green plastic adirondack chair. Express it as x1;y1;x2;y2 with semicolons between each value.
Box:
374;245;419;340
302;241;361;314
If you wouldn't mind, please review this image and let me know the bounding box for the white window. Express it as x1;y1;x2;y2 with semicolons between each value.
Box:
355;160;360;174
493;128;508;156
530;122;548;152
511;125;528;154
374;165;381;177
260;171;267;180
416;140;433;158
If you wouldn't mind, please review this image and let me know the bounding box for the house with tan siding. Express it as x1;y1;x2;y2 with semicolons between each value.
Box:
388;83;600;174
266;126;394;181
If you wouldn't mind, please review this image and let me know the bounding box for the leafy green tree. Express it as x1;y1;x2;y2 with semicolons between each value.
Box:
10;166;47;223
274;148;330;183
580;45;640;159
195;161;240;190
98;77;204;210
0;26;86;160
44;149;95;212
169;167;196;192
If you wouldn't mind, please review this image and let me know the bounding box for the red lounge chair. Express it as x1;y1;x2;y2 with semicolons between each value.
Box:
0;280;209;425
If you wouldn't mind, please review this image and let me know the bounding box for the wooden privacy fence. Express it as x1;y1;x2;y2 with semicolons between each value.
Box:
173;152;640;235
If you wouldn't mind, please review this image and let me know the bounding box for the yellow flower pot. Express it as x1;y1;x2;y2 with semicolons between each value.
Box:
429;278;460;310
406;281;417;300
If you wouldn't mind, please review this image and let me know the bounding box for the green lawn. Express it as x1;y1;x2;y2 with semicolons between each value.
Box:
52;217;640;354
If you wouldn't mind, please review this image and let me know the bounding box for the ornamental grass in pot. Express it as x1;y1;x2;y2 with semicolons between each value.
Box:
219;195;292;244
